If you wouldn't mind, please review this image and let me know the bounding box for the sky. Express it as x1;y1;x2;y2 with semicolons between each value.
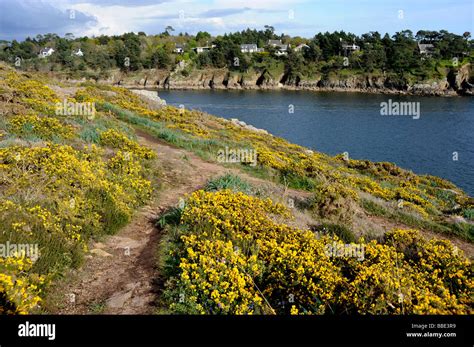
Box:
0;0;473;41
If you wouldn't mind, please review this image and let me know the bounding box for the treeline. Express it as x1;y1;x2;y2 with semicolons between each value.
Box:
0;28;472;80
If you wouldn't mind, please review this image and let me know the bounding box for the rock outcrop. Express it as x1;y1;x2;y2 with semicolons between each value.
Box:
87;64;472;96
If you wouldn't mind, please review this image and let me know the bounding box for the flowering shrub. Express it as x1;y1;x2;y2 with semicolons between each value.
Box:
384;229;473;311
0;256;44;314
5;72;61;114
75;85;156;117
171;237;265;314
311;182;359;222
0;142;153;312
163;191;473;315
99;129;155;159
0;67;162;314
107;150;152;206
75;87;211;137
8;114;74;140
0;143;152;235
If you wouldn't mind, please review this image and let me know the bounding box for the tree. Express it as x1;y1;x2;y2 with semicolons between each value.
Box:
164;26;175;36
122;32;142;70
303;41;322;62
283;49;304;83
196;51;212;68
195;31;211;43
149;47;171;69
387;31;419;72
55;38;73;67
264;25;275;34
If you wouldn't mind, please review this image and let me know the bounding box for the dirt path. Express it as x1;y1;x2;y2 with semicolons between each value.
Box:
48;129;310;314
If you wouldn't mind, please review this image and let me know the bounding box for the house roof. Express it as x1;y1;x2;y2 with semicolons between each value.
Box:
342;43;360;49
268;39;282;45
295;43;309;50
39;47;54;53
418;43;435;55
418;43;434;49
241;44;257;49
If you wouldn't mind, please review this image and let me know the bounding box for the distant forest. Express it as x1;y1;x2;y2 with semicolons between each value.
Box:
1;28;472;81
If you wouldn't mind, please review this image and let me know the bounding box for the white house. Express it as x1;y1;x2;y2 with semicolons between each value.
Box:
342;43;360;52
174;44;184;54
240;44;259;53
294;43;310;52
275;44;288;56
73;48;84;57
267;39;282;47
193;45;215;54
418;43;435;56
268;39;289;56
194;47;208;53
39;47;54;58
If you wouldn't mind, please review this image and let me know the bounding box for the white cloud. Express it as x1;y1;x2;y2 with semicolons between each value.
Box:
58;0;295;36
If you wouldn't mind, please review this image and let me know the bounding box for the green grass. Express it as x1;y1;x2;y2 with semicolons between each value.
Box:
281;173;317;191
361;198;473;242
88;300;106;314
205;174;252;193
319;223;356;243
79;125;101;143
156;207;183;228
462;208;474;221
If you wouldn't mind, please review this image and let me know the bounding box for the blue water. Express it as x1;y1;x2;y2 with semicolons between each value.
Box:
159;90;474;196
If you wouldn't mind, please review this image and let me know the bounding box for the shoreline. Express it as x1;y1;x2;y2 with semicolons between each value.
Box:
124;84;464;97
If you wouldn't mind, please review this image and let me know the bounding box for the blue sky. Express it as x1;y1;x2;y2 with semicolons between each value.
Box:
0;0;472;40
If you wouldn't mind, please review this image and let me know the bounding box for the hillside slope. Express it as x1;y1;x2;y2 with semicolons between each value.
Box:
0;63;472;315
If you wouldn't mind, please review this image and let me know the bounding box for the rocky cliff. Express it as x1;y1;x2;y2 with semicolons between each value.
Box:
95;64;472;96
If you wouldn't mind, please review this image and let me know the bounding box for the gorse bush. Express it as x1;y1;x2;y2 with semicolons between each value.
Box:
99;128;155;159
0;144;152;271
162;190;473;315
0;256;44;314
0;68;155;313
311;182;359;222
8;114;74;140
4;73;61;114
